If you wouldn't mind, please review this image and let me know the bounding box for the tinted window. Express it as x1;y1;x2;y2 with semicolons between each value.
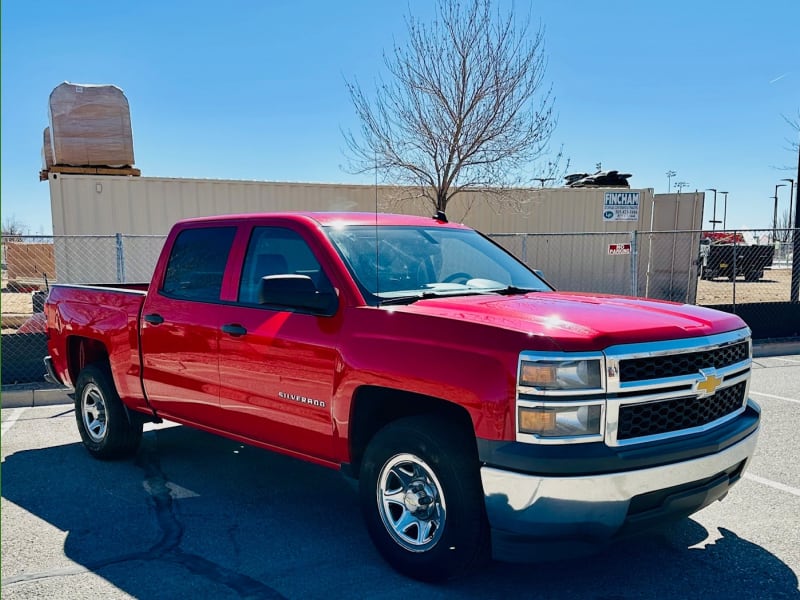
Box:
162;227;236;301
238;227;331;304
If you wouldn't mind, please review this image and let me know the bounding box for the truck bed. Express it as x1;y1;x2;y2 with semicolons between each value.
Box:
45;283;150;409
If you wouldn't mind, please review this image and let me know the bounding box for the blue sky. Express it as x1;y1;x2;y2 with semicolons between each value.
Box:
2;0;798;235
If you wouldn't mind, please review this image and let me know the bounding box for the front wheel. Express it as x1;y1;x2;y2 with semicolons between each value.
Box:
75;363;142;459
359;416;488;581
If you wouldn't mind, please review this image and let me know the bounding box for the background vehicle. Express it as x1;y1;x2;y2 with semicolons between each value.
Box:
699;232;775;281
45;212;760;581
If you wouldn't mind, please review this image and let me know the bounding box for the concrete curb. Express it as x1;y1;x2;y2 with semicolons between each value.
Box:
2;340;797;410
1;387;73;409
752;340;800;358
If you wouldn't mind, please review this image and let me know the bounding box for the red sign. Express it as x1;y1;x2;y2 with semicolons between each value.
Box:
608;243;632;255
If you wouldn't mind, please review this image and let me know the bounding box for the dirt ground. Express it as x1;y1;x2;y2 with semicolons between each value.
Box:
1;292;34;332
695;267;794;305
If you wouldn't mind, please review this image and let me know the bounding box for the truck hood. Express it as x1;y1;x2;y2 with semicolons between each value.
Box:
393;291;747;351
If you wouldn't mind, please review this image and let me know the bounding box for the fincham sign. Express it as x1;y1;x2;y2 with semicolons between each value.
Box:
603;191;640;222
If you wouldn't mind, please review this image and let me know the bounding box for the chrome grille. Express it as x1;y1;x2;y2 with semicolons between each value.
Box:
604;328;751;447
619;340;749;382
617;381;747;440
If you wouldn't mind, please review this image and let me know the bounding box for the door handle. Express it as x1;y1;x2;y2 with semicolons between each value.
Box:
221;323;247;337
144;313;164;325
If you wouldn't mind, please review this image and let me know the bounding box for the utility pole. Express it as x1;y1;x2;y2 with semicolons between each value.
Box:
782;178;795;229
792;140;800;302
720;191;729;230
705;188;718;230
773;184;787;244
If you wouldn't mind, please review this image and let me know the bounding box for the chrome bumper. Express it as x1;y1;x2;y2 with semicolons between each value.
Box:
481;428;758;558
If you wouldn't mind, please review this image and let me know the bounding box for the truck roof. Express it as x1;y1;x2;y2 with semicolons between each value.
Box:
175;212;471;229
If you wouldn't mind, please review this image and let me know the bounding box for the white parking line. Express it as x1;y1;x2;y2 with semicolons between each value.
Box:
767;357;800;365
750;391;800;405
745;473;800;497
1;407;27;437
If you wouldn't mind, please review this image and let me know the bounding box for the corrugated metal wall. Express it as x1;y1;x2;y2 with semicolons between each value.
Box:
49;174;660;235
637;192;704;303
47;174;701;299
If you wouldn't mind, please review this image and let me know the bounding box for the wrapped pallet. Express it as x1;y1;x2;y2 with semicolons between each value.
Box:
42;127;55;170
48;82;135;167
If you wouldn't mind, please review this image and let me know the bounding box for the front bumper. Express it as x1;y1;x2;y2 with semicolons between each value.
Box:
481;426;759;562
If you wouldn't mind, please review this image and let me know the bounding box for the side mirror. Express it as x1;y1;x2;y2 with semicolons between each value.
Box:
258;274;337;315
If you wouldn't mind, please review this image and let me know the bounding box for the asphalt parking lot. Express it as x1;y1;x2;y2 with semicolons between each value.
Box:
2;355;799;599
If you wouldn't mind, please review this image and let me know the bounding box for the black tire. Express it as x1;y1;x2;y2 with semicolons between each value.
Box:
75;363;142;459
359;415;489;581
744;270;762;282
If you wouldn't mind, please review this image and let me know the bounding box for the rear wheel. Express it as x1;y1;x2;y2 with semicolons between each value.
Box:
75;363;142;459
744;270;762;282
359;416;488;581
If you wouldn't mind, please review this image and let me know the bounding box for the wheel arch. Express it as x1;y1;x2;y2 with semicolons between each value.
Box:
66;335;110;384
347;385;478;478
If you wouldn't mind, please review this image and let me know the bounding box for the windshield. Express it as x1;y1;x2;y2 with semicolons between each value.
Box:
325;224;552;304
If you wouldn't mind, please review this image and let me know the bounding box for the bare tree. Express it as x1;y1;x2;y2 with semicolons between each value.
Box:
1;216;28;241
344;0;562;214
777;208;792;242
784;110;799;152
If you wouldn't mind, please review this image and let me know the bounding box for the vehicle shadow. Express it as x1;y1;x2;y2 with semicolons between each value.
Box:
2;424;797;599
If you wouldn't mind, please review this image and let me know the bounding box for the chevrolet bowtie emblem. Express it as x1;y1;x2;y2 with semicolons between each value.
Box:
696;370;722;397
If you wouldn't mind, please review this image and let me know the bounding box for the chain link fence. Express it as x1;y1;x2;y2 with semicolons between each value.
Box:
2;229;797;384
2;234;165;384
489;229;796;306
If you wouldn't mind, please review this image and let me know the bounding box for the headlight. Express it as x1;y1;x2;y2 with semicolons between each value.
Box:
519;359;601;390
518;404;602;438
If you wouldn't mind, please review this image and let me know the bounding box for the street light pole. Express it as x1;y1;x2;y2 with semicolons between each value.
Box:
773;183;787;244
666;170;676;193
782;178;795;228
791;138;800;302
720;191;728;230
705;188;718;230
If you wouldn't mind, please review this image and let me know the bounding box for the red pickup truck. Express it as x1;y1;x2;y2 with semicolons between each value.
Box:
45;212;760;581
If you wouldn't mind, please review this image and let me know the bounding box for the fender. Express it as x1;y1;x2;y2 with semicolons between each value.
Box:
330;306;562;461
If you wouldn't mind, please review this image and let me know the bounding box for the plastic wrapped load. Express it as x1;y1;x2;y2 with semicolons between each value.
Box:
48;82;135;167
42;127;54;170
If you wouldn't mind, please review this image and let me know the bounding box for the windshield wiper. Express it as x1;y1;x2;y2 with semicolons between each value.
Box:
378;291;440;306
492;286;540;296
379;289;495;306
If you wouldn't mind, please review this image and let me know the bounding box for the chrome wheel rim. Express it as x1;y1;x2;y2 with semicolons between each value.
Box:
81;383;108;443
377;453;446;552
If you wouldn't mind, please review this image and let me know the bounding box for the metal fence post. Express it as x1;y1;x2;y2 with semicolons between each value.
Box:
630;230;638;297
522;234;528;265
731;231;738;310
115;233;125;283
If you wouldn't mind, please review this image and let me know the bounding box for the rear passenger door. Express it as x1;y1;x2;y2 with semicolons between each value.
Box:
140;225;236;425
215;224;342;461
